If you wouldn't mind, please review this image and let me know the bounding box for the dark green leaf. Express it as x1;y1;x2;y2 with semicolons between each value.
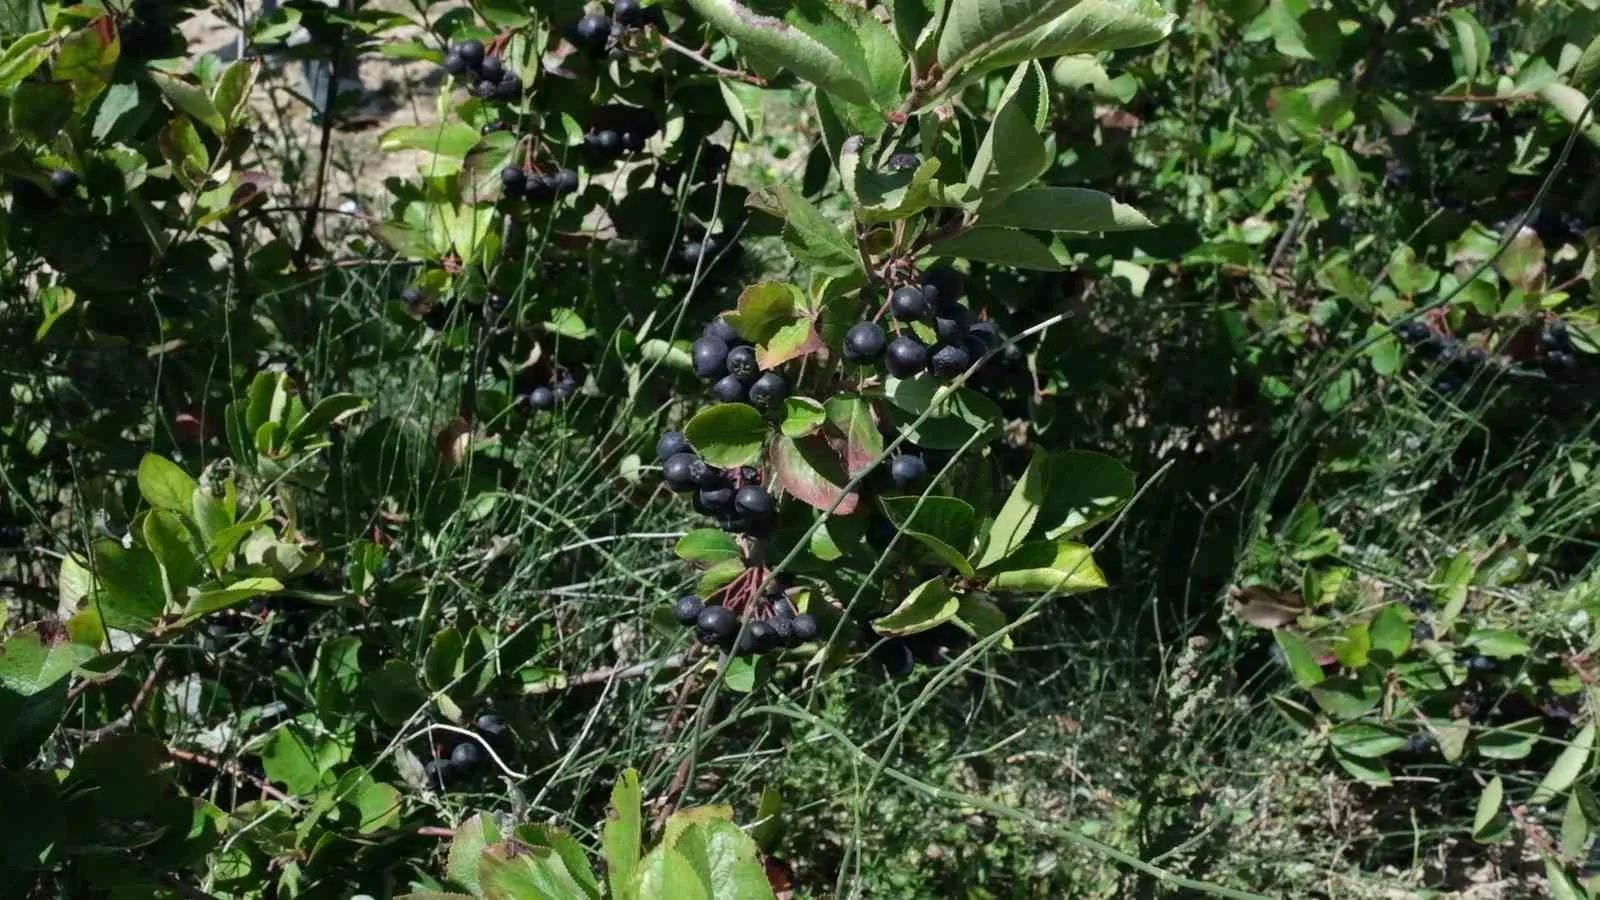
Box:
1275;631;1325;688
685;404;768;468
676;530;742;565
975;449;1047;568
930;227;1063;271
871;578;960;636
138;453;198;513
982;187;1152;231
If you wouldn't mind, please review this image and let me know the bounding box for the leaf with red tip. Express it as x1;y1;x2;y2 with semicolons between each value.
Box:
771;435;860;515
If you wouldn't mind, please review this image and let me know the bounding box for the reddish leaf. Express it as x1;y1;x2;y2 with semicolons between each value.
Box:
771;435;859;515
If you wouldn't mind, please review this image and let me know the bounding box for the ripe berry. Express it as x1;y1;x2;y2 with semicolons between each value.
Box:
526;174;558;202
614;0;645;26
967;320;1002;350
875;638;916;677
889;455;927;489
768;616;794;645
740;620;774;655
727;345;759;382
736;465;760;483
49;170;78;193
663;452;698;491
692;335;730;380
593;130;621;154
711;374;748;403
528;386;556;409
424;758;458;789
553;169;580;194
791;614;819;643
673;595;703;626
886;335;929;377
575;14;612;54
479;55;505;81
657;430;692;461
705;318;744;345
698;487;734;514
891;286;930;321
734;485;774;521
1397;320;1431;344
688;458;725;488
696;605;737;645
443;51;467;76
747;371;790;409
456;39;485;69
620;131;645;153
501;165;527;194
451;741;485;768
679;241;704;268
934;316;966;345
476;714;508;737
495;73;523;100
554;374;580;399
930;343;971;379
401;286;424;306
844;321;887;363
473;79;497;98
921;267;964;310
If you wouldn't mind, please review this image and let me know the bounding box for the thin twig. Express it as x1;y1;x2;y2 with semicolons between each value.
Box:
168;746;297;806
523;653;692;695
658;35;766;85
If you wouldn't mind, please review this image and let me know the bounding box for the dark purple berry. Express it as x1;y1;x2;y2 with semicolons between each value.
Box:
663;452;698;491
890;286;930;321
456;39;485;69
929;343;971;379
844;321;887;363
886;335;929;377
734;484;774;520
49;170;78;193
711;374;748;403
692;335;730;380
614;0;645;27
479;55;504;81
726;345;759;382
657;430;692;461
889;455;927;489
696;605;737;646
747;371;789;410
451;741;485;768
673;595;703;626
528;386;556;409
501;166;527;194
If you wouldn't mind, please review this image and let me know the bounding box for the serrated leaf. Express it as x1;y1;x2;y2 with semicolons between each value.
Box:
936;0;1081;75
951;0;1174;86
684;404;768;468
684;0;872;106
982;538;1106;595
726;282;800;345
771;185;860;276
965;62;1050;207
771;435;860;515
872;578;960;636
604;769;643;900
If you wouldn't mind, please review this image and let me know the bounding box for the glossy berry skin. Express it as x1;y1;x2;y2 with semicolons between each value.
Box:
705;319;743;346
844;321;887;362
890;286;930;321
930;343;971;379
934;316;966;345
734;485;774;520
525;174;557;202
739;620;773;655
697;487;734;514
479;55;504;81
49;170;79;193
921;268;964;311
501;166;526;194
889;455;927;489
967;320;1002;350
747;371;790;410
663;452;698;492
657;431;692;462
688;459;725;488
711;374;748;404
593;130;621;153
476;714;508;737
696;605;737;646
726;345;759;382
528;386;556;410
473;79;497;99
692;335;730;380
554;374;579;399
673;595;703;626
495;74;523;100
456;39;485;68
443;52;467;76
885;335;929;377
791;614;819;643
768;616;794;646
553;169;580;194
614;0;645;26
451;741;485;768
575;14;612;54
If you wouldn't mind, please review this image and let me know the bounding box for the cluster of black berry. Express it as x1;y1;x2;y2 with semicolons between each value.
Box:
691;319;791;409
1535;319;1582;383
423;713;511;790
501;164;580;204
526;371;581;411
442;40;523;102
570;0;657;57
673;584;819;656
583;105;662;167
677;232;740;272
1395;320;1494;393
844;268;1007;381
657;431;774;534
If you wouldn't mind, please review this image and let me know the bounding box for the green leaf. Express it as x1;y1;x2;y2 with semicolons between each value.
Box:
159;114;210;190
982;187;1152;231
823;394;883;476
54;22;118;110
1563;792;1590;859
0;31;51;92
676;530;742;565
0;624;95;697
1270;695;1318;733
772;185;860;276
1331;623;1370;669
138;454;198;513
950;594;1014;649
91;539;167;632
966;63;1050;207
635;846;710;900
1368;604;1411;662
871;578;960;636
1476;720;1541;761
780;397;827;438
143;510;200;599
150;70;225;136
181;577;281;621
683;0;872;106
261;724;323;795
480;843;598;900
1531;724;1595;806
984;539;1106;594
381;122;483;176
670;820;777;900
313;636;364;721
976;449;1047;568
603;770;643;900
1573;33;1600;91
1332;748;1390;784
211;58;259;131
1465;628;1530;659
1546;857;1585;900
1038;451;1135;539
289;393;368;443
1329;723;1406;758
447;816;500;895
936;0;1081;75
684;404;768;468
882;376;1003;449
425;628;465;692
726;282;800;345
698;560;746;597
1474;776;1505;842
880;496;979;575
950;0;1174;85
930;227;1063;271
771;435;861;515
1275;631;1325;688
